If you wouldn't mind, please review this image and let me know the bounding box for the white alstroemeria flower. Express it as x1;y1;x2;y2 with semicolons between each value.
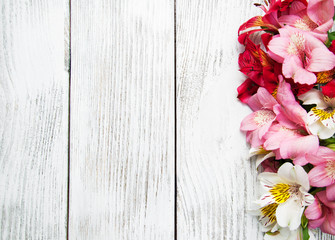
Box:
263;226;316;240
255;163;314;231
249;147;275;169
299;89;335;139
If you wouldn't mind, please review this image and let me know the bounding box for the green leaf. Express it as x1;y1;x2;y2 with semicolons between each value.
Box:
301;215;308;228
326;144;335;152
302;226;310;240
328;32;335;42
301;215;310;240
326;31;335;47
265;231;279;236
320;137;335;146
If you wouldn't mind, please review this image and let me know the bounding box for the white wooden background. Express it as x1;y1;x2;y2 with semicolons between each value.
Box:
0;0;334;239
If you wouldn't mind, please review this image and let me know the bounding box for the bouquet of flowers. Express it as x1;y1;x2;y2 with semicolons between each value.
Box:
238;0;335;239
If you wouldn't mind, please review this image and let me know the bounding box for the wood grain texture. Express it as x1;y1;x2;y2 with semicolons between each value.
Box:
177;0;335;239
0;0;69;239
177;1;263;239
69;0;175;239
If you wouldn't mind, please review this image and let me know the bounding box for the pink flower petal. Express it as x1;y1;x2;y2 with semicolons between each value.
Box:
246;130;263;148
309;216;326;229
290;1;307;14
276;79;308;128
317;146;335;158
307;0;334;31
306;146;334;165
282;55;302;79
318;190;335;209
320;209;335;235
314;19;334;34
273;105;298;129
293;66;317;84
306;154;324;165
263;124;291;150
258;121;275;139
310;32;328;42
305;196;322;220
280;135;318;165
247;91;263;111
267;36;290;62
240;112;260;131
308;164;334;187
276;77;296;104
327;183;335;202
307;47;335;72
305;30;329;48
278;15;302;27
256;88;278;109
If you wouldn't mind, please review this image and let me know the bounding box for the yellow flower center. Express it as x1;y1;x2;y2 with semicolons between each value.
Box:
257;147;271;155
271;87;278;99
269;183;291;203
317;69;335;84
260;203;278;225
311;107;335;121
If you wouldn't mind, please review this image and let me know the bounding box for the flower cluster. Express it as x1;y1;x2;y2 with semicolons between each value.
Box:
238;0;335;239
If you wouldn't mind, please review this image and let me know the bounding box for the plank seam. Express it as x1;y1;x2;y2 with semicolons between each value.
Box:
66;0;72;239
174;0;177;239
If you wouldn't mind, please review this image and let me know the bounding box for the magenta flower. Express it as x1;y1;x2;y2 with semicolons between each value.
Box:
268;27;335;84
305;190;335;235
240;78;319;165
307;147;335;201
263;123;318;165
240;87;277;148
278;0;334;35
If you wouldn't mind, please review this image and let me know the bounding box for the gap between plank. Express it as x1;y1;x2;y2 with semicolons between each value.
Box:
174;0;177;239
66;0;72;239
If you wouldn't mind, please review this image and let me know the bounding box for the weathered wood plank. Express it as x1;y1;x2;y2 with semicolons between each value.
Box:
69;1;175;239
0;0;69;239
177;1;263;239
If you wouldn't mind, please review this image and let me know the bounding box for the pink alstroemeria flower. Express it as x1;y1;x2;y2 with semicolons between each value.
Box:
268;27;335;85
240;78;319;165
305;190;335;235
307;147;335;201
240;87;278;148
263;124;318;165
278;0;334;36
263;79;319;165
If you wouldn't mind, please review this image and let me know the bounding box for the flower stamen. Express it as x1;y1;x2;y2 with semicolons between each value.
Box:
287;33;305;55
326;160;335;180
254;110;276;126
260;203;278;226
270;183;291;203
310;107;335;121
